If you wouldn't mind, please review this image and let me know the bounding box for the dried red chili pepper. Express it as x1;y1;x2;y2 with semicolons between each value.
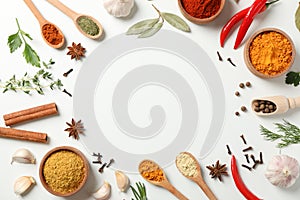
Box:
220;0;279;47
233;0;266;49
231;155;262;200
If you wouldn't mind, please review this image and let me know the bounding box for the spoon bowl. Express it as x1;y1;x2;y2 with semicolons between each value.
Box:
139;159;188;200
47;0;103;40
24;0;65;48
176;152;217;200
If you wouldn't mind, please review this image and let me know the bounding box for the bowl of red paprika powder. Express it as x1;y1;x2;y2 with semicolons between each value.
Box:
244;28;296;79
178;0;225;24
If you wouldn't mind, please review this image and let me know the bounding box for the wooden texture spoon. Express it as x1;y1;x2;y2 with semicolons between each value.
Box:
47;0;103;40
24;0;64;48
139;159;189;200
176;152;217;200
251;95;300;116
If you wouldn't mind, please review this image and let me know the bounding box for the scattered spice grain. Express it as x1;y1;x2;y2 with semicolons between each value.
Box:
241;106;247;112
217;51;223;61
235;91;240;96
245;81;251;87
235;111;240;116
43;150;85;194
227;58;236;67
239;83;245;88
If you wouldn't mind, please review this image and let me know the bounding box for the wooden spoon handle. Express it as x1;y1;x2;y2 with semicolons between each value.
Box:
47;0;78;20
23;0;47;25
165;184;189;200
196;179;217;200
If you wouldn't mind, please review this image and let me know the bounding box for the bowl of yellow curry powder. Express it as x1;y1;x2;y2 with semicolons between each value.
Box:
244;28;295;78
39;146;89;197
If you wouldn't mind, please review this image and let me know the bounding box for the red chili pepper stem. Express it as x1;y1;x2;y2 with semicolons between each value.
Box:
231;155;262;200
234;0;267;49
220;0;279;47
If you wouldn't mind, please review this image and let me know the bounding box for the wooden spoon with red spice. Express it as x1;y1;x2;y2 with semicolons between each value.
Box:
139;159;189;200
23;0;65;49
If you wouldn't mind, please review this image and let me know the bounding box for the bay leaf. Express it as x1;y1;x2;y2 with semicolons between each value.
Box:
138;22;163;38
126;18;159;35
295;2;300;32
161;12;190;32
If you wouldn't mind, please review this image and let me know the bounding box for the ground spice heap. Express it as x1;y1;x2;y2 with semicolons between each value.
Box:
77;16;100;36
181;0;221;19
249;31;293;76
176;152;198;177
42;24;63;45
140;160;165;182
43;150;85;194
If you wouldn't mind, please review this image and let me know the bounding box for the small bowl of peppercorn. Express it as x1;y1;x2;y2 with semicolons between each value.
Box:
39;146;89;197
244;28;296;79
178;0;226;24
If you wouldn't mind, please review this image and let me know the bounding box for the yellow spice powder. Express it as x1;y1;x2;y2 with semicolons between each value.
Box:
249;31;293;76
43;150;85;194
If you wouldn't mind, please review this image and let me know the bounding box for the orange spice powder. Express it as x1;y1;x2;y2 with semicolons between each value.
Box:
42;24;63;45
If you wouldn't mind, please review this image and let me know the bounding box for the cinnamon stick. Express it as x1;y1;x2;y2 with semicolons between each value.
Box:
3;103;58;126
0;127;48;143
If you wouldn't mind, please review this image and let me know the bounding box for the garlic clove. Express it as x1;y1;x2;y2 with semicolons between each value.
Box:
103;0;134;18
115;170;130;192
265;155;300;188
11;148;36;164
92;181;111;200
14;176;36;196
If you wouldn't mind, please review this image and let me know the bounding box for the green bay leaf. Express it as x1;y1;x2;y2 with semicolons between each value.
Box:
138;22;163;38
161;12;190;32
126;18;159;35
296;2;300;32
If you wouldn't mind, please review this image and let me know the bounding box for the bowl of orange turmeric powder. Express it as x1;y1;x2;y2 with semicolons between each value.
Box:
244;28;296;78
178;0;225;24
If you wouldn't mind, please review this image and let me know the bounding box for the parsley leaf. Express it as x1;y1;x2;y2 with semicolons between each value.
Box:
7;18;40;67
7;32;22;53
285;71;300;86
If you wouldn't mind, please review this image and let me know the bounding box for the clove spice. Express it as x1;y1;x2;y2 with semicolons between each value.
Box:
63;69;73;77
217;51;223;61
62;89;72;97
242;146;253;152
241;164;252;171
244;154;250;163
106;159;114;168
227;58;236;67
99;163;107;173
240;134;247;144
226;144;232;155
259;152;263;164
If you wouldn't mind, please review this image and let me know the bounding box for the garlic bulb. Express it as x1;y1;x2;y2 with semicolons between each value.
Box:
14;176;36;196
92;181;111;200
11;148;36;164
265;155;299;188
115;170;130;192
103;0;134;18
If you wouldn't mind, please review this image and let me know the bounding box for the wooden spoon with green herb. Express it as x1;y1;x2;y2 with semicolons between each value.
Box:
176;152;217;200
24;0;64;48
47;0;103;40
139;159;188;200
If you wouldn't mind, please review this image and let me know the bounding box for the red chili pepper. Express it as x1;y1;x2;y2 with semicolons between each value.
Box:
233;0;267;49
231;155;262;200
219;0;279;47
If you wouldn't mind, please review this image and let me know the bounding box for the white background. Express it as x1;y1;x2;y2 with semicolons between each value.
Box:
0;0;300;199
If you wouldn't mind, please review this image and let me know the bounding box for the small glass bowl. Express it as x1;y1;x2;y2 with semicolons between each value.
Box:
178;0;226;24
244;28;296;79
39;146;89;197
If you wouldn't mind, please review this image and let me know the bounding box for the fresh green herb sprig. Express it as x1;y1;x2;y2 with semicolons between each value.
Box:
285;71;300;86
130;182;148;200
0;69;63;95
8;18;40;67
126;4;190;38
260;119;300;148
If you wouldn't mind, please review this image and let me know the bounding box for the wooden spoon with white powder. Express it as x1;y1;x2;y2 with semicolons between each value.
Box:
176;152;217;200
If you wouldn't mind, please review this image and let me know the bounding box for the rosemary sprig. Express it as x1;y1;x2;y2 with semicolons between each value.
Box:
130;182;148;200
260;119;300;148
0;69;63;95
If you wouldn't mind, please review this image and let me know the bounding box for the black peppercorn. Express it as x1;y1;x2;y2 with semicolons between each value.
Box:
239;83;245;88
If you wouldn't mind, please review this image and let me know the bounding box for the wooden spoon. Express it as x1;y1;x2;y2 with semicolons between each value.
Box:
176;152;217;200
47;0;103;40
251;95;300;116
24;0;64;48
139;159;189;200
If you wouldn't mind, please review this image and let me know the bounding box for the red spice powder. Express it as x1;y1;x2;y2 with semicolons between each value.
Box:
181;0;221;19
42;24;63;45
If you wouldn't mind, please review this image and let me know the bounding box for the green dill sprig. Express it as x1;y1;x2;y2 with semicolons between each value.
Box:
7;18;40;67
0;69;63;95
130;182;148;200
260;119;300;148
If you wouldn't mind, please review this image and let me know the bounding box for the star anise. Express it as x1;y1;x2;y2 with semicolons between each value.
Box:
67;42;86;60
64;118;84;140
206;160;228;181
